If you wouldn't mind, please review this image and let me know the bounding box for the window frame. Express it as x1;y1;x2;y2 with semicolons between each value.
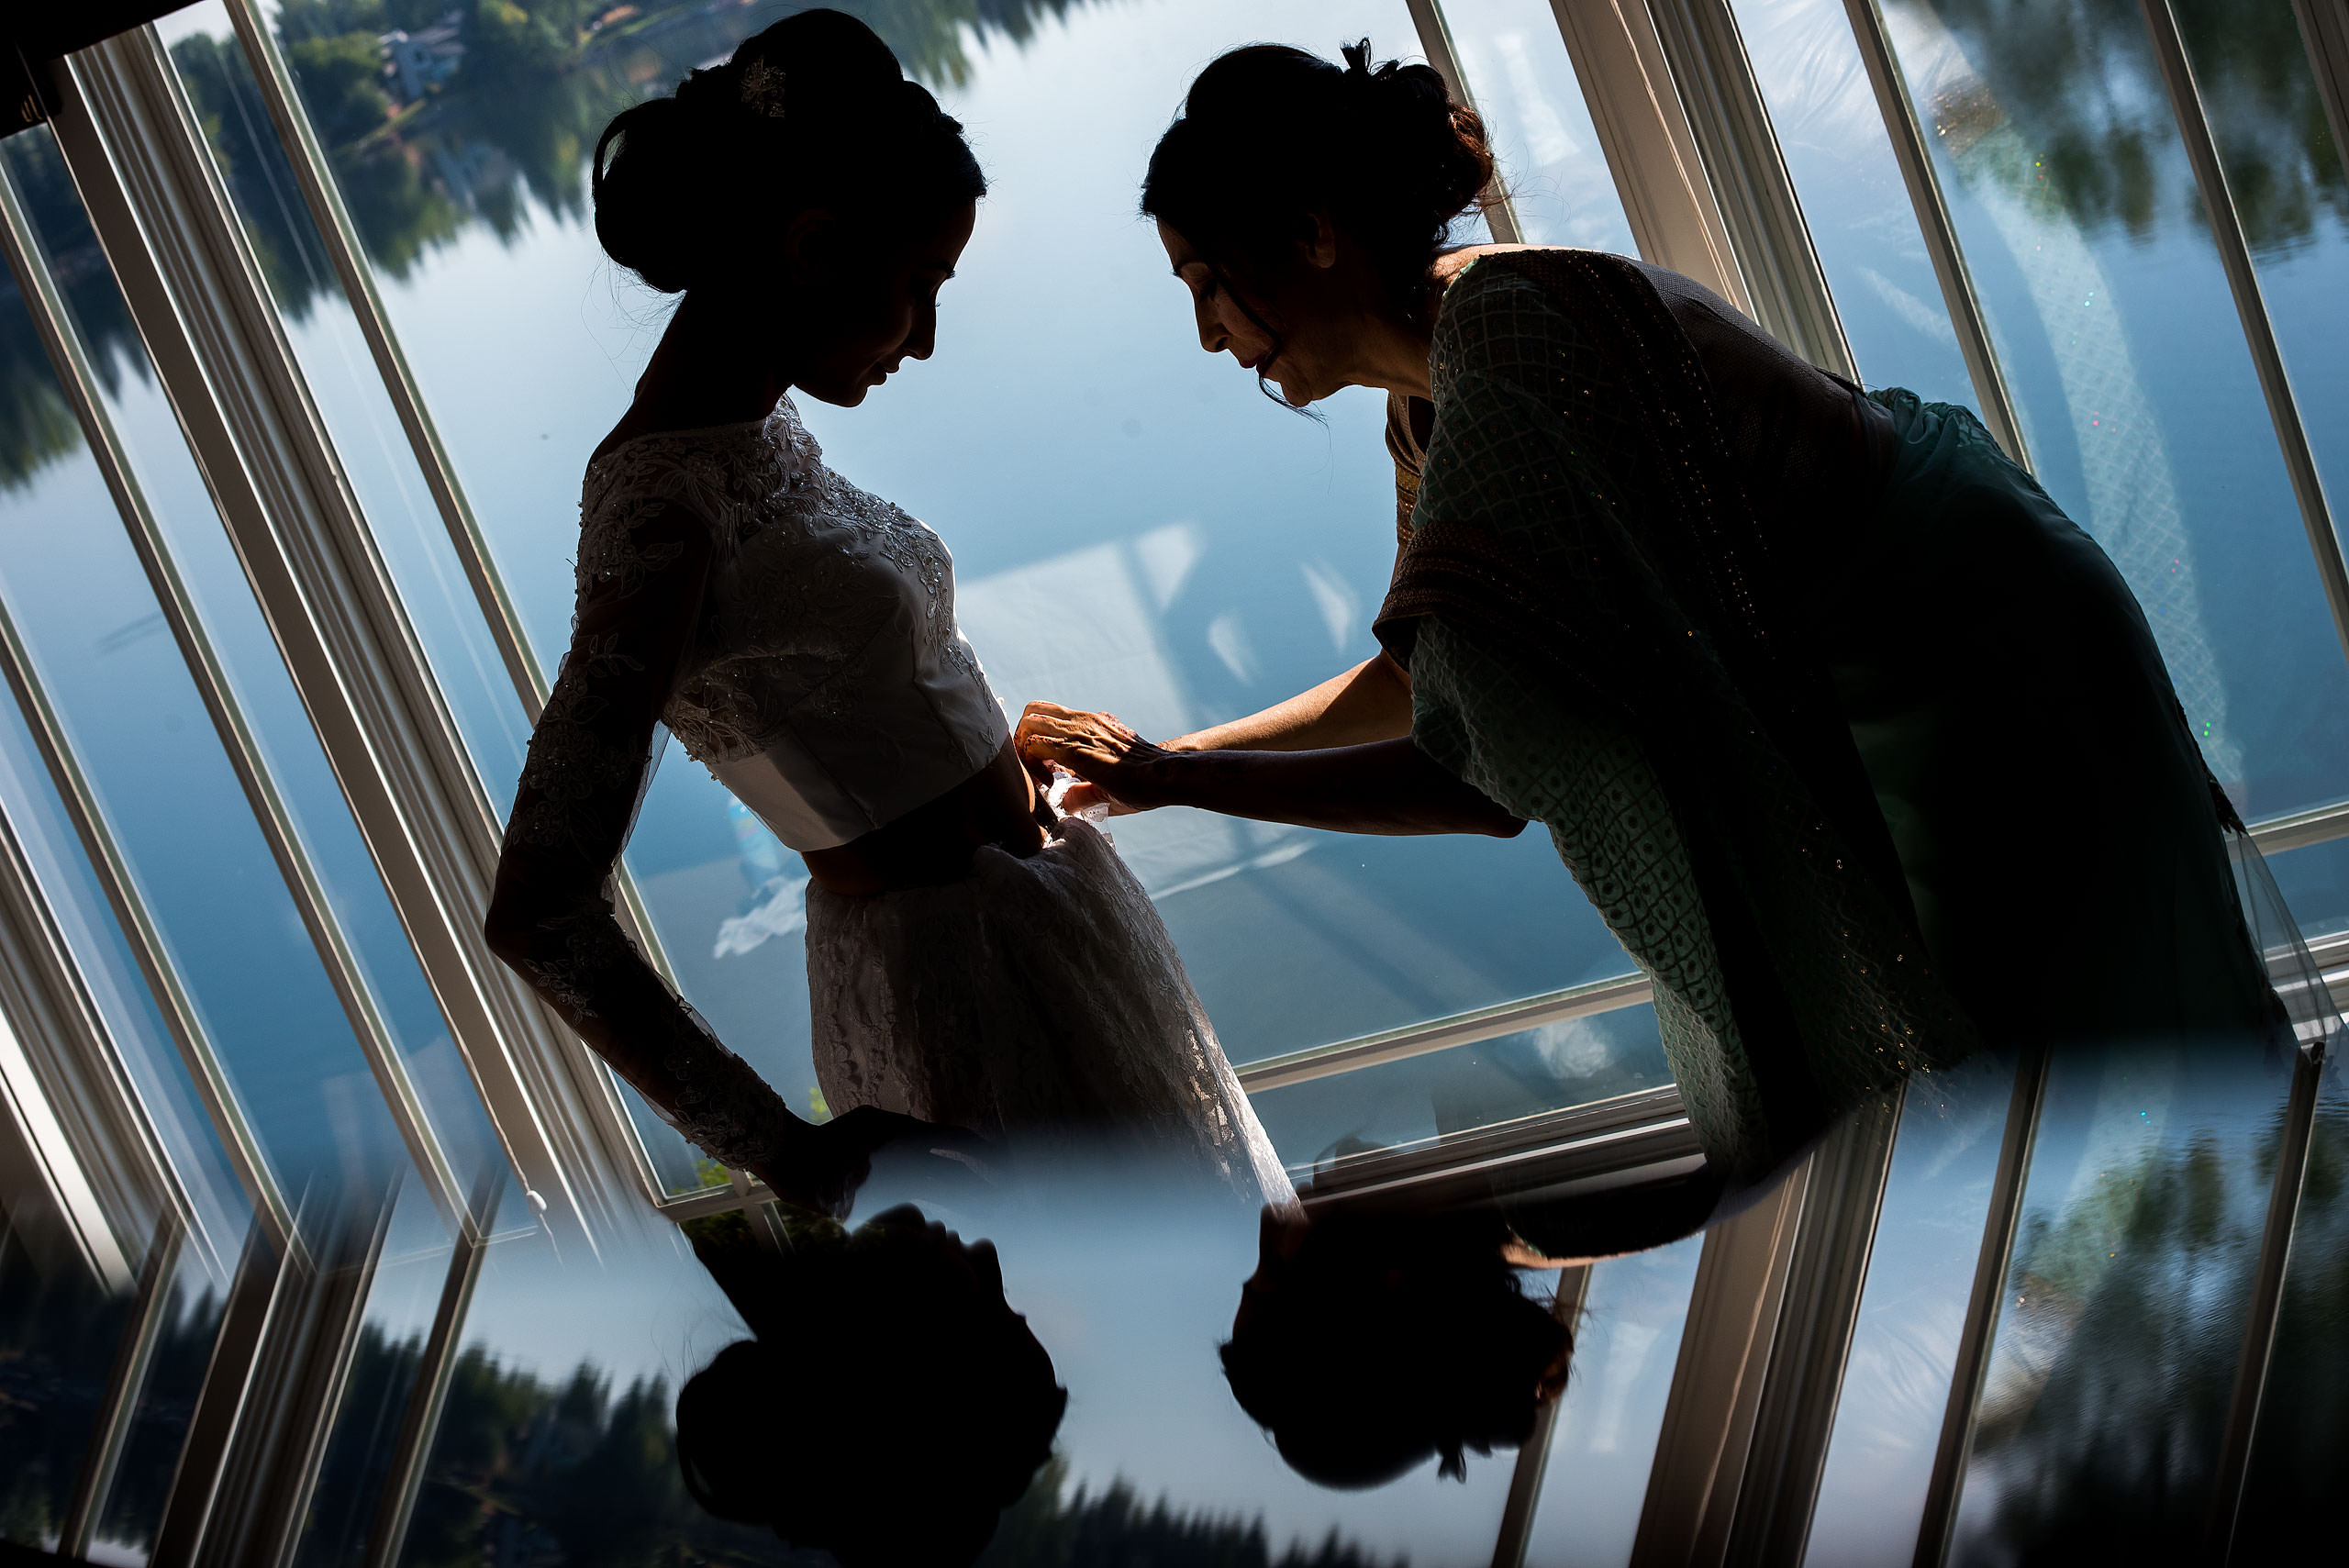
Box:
0;1;2341;1562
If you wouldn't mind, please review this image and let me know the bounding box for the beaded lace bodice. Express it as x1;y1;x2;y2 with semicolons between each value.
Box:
487;397;1003;1192
575;398;1006;850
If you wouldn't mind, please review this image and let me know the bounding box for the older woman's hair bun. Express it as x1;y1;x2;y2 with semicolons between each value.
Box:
1143;39;1497;324
593;8;985;294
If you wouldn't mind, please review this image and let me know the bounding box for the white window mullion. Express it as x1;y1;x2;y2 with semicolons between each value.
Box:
48;25;645;1251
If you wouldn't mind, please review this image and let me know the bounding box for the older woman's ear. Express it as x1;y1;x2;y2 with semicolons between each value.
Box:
1303;209;1341;270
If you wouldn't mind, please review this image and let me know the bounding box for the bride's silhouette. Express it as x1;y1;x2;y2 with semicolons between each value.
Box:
482;9;1287;1206
676;1202;1066;1565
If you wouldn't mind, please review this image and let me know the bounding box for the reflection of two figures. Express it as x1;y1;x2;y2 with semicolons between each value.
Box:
670;1164;1610;1564
668;1070;1700;1563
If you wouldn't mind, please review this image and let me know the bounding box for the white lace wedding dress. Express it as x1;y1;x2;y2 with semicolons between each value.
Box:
531;397;1288;1203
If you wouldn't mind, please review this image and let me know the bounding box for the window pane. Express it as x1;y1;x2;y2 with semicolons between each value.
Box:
1726;0;1976;402
1805;1050;2015;1566
292;1181;453;1568
2233;1048;2349;1550
0;1190;135;1548
262;0;1647;1169
161;2;536;809
1251;1002;1669;1173
1948;1042;2298;1556
1442;0;1640;252
1521;1230;1709;1566
0;130;442;1203
2263;831;2349;943
2174;0;2349;537
92;1250;227;1559
0;677;250;1260
1876;0;2349;820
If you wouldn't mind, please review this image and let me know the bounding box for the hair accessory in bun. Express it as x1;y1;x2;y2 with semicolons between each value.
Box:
740;59;787;118
1141;37;1499;392
591;9;985;295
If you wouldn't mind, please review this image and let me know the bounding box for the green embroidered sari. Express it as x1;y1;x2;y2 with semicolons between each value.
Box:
1375;250;2289;1188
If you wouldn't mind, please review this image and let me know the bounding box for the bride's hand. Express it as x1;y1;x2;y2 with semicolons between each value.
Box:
754;1106;988;1217
1014;702;1176;814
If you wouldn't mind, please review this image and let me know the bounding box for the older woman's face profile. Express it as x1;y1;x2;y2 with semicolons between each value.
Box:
1160;219;1316;405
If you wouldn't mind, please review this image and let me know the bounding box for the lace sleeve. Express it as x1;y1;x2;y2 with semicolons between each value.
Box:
485;497;803;1176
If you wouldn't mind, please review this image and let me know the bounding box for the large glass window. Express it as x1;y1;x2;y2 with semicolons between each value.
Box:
1727;0;1976;402
1877;0;2349;823
5;1;2346;1561
256;0;1657;1180
2;123;509;1209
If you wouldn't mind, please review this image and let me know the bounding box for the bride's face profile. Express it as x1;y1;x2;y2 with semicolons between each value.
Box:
780;198;978;408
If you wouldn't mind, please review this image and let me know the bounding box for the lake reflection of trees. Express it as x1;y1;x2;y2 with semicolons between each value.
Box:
1960;1097;2349;1562
254;0;1087;306
2;0;1093;490
1911;0;2347;255
329;1326;1397;1567
0;128;151;493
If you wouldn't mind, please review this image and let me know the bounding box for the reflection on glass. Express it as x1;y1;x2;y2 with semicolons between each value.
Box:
261;0;1646;1174
1724;0;1974;403
93;1258;229;1559
292;1181;452;1568
675;1204;1064;1563
1806;1051;2014;1567
2171;0;2349;593
1949;1043;2294;1559
0;128;504;1202
2262;832;2349;943
1252;1004;1669;1174
2234;1052;2349;1554
0;674;250;1262
0;1196;132;1548
1521;1230;1707;1567
1880;0;2349;819
1440;0;1637;253
162;2;535;808
399;1155;1523;1565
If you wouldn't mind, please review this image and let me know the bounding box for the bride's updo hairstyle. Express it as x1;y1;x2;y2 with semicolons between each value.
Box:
593;8;984;294
1142;39;1494;344
674;1206;1065;1566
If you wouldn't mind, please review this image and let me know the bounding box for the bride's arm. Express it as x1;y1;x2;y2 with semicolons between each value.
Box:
1157;652;1414;753
483;502;885;1208
1017;706;1522;838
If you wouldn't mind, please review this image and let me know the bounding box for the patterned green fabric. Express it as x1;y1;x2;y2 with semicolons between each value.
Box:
1413;619;1762;1171
1398;256;1954;1179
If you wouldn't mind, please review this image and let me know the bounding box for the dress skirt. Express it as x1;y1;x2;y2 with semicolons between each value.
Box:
1823;390;2288;1051
803;817;1294;1205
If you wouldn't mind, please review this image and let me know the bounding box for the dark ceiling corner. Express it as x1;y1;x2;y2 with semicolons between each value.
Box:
4;1;200;139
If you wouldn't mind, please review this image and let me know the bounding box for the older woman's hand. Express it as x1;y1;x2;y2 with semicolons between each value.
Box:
1014;701;1178;815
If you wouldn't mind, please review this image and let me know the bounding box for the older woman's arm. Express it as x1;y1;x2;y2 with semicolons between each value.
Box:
1016;703;1522;838
1014;654;1417;818
1154;651;1414;753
